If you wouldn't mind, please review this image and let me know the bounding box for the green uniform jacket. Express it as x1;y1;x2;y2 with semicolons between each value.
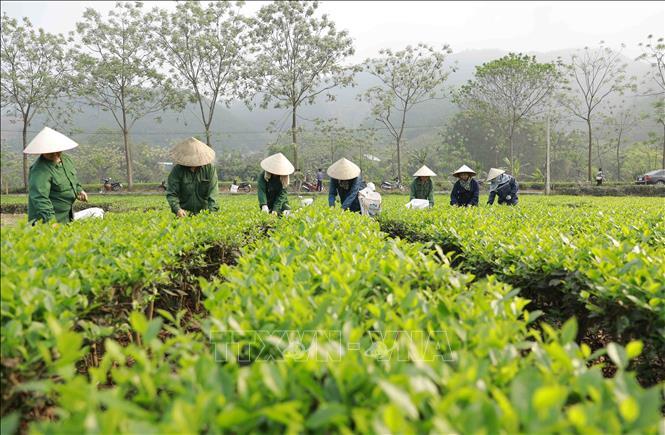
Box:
166;164;219;214
410;178;434;206
257;171;290;213
28;155;83;224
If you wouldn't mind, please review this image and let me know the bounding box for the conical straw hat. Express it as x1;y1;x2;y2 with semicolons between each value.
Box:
486;167;505;181
413;165;437;177
23;127;79;154
260;153;294;176
170;137;216;166
327;157;360;180
452;164;476;177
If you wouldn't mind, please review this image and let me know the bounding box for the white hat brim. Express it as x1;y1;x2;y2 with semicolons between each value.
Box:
453;165;477;177
170;137;216;166
261;153;295;176
486;168;505;181
327;158;360;180
413;165;437;177
23;127;79;154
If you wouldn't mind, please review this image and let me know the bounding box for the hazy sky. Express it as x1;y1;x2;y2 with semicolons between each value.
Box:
1;1;663;60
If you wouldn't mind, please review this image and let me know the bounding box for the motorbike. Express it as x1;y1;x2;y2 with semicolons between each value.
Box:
100;178;123;193
301;181;319;192
380;178;405;192
230;181;251;193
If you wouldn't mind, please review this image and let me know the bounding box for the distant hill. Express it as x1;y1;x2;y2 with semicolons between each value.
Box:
1;48;658;155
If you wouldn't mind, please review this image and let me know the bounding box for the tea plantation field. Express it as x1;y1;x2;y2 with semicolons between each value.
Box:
1;194;663;433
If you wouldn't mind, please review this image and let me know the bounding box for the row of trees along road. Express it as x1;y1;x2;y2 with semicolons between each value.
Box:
1;1;663;189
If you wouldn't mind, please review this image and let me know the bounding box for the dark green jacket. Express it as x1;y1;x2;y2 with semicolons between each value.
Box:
257;171;290;213
28;155;83;224
166;164;219;214
410;178;434;206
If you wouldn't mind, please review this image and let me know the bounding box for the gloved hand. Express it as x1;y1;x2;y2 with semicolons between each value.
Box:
506;195;512;200
283;210;291;217
261;205;269;213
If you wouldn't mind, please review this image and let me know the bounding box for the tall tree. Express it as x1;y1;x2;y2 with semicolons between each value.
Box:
361;43;454;182
250;0;356;170
599;102;642;181
454;53;560;173
151;1;249;147
560;43;635;181
637;34;665;168
0;14;72;189
75;2;185;189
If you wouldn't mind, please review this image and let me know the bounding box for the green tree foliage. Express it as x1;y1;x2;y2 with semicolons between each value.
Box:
361;43;454;183
560;43;635;181
0;143;22;193
67;128;170;184
442;107;506;169
441;107;588;181
150;1;250;147
455;53;560;173
622;138;663;178
74;2;186;189
217;149;263;182
0;13;73;188
597;102;644;181
267;118;379;182
249;0;356;170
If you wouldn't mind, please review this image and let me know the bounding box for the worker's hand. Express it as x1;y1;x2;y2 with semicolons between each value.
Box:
176;209;187;218
261;205;269;213
78;190;88;202
283;210;291;217
506;195;512;200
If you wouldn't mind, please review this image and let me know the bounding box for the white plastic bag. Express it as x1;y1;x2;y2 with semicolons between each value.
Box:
405;199;430;210
229;184;239;193
73;207;105;220
358;182;382;217
301;198;314;207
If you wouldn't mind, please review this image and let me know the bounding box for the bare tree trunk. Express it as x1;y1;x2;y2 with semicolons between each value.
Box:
586;118;592;182
291;107;298;170
396;136;402;183
661;121;665;169
616;128;622;181
194;84;214;148
123;128;133;190
509;121;515;173
546;111;550;195
22;121;28;190
395;107;409;184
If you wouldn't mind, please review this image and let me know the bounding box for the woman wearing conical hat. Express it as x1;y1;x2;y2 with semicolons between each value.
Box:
257;152;294;216
25;127;96;224
166;137;219;217
450;164;479;207
327;158;366;213
486;167;519;206
410;165;436;207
